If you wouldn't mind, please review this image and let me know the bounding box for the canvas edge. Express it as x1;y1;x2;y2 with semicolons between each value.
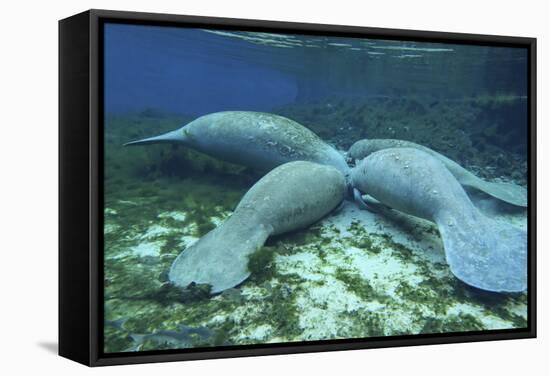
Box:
57;8;537;367
58;10;93;366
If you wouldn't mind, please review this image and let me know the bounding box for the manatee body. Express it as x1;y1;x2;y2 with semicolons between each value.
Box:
348;139;527;207
351;147;527;293
126;111;350;177
169;161;346;294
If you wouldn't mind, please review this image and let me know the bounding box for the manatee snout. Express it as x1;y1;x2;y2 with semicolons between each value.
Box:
124;128;187;146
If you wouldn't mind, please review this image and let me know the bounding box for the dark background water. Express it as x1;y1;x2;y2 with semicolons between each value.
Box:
104;23;528;116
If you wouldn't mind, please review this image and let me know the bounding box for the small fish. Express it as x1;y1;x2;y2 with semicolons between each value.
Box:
127;325;212;351
104;318;127;329
220;287;244;303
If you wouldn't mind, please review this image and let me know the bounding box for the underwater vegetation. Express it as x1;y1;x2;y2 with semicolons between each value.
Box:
275;95;527;185
103;95;528;353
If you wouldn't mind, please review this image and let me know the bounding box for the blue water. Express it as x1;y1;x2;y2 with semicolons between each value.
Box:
104;24;299;115
104;23;527;116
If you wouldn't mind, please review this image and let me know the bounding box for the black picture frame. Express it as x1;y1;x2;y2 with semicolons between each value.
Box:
59;9;537;367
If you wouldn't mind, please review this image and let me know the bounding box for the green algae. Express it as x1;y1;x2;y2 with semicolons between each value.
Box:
275;95;527;184
395;281;448;317
420;313;485;334
262;285;302;338
274;225;324;246
346;220;384;254
102;108;528;353
351;311;387;337
104;187;527;351
194;218;217;237
247;246;277;283
335;268;390;304
104;326;133;353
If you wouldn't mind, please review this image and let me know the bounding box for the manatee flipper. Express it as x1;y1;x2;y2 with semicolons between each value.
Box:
436;211;527;292
353;188;372;211
460;175;527;207
169;218;271;294
464;186;526;219
353;188;392;212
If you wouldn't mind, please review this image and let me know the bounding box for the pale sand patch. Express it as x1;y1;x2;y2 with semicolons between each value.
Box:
139;224;171;240
158;211;187;222
131;241;164;258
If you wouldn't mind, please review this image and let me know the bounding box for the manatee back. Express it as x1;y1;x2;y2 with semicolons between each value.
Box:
352;147;472;220
186;111;349;174
349;139;414;160
349;139;527;207
349;139;465;175
235;161;346;235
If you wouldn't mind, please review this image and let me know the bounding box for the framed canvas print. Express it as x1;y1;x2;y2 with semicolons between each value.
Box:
59;9;536;366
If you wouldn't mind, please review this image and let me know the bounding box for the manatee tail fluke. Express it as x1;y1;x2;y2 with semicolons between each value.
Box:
462;175;527;207
169;217;271;294
436;211;527;293
124;128;186;146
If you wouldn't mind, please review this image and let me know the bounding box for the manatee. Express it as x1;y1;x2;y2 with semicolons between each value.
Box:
125;111;350;177
169;161;346;294
348;139;527;207
351;147;527;293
